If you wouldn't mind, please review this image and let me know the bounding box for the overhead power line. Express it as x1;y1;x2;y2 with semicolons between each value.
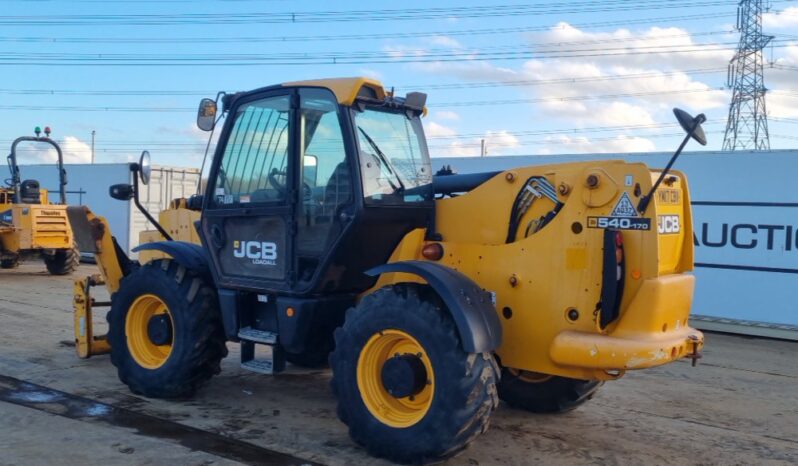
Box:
0;68;729;96
8;90;798;113
0;1;757;26
0;120;732;148
0;19;735;44
428;130;728;151
0;88;739;113
2;42;794;66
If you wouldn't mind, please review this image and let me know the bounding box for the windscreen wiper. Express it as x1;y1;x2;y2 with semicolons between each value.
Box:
357;126;405;192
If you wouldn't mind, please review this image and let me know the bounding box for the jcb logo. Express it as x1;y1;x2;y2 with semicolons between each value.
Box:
658;215;681;235
233;240;278;265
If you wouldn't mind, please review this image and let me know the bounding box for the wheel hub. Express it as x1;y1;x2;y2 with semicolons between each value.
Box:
356;329;435;428
125;294;174;369
381;354;428;398
147;314;173;346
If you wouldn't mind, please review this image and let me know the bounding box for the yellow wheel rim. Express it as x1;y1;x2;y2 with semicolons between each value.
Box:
125;294;174;370
356;329;435;428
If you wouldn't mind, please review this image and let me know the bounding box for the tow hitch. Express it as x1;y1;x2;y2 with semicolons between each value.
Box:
687;334;702;367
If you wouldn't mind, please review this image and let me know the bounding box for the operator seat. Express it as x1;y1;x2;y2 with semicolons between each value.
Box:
19;179;41;204
320;162;351;222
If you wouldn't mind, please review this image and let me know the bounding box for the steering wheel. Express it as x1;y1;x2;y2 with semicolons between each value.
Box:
269;167;288;195
269;168;313;201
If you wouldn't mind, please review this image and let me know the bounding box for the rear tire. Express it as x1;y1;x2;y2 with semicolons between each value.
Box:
498;368;602;413
0;256;19;269
107;259;228;398
44;245;79;275
330;285;499;464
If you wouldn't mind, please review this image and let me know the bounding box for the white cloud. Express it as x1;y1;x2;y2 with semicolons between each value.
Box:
537;135;657;154
390;20;798;151
483;130;520;155
358;68;384;80
767;91;798;118
425;121;458;138
428;126;521;157
533;23;732;70
61;137;93;163
764;7;798;29
397;23;734;140
17;136;92;164
429;36;463;49
433;110;460;121
770;43;798;89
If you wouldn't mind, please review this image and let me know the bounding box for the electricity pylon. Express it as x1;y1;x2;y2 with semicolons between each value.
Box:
722;0;773;151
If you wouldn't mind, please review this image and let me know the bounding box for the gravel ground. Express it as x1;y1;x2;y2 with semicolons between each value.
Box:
0;263;796;466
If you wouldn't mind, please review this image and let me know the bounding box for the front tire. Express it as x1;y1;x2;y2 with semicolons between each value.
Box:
330;285;499;464
44;245;79;275
107;259;227;398
498;368;602;413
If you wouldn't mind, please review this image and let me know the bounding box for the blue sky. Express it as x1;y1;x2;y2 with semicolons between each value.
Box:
1;0;797;167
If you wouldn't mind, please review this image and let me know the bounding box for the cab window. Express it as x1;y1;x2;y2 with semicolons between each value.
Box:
354;108;432;205
213;95;290;206
296;88;350;257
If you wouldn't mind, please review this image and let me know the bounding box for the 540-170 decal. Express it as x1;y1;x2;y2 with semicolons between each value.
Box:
588;216;652;231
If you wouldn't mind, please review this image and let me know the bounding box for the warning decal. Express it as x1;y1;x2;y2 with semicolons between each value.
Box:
610;192;638;217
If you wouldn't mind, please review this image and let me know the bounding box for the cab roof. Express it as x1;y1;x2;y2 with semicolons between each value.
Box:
281;77;387;106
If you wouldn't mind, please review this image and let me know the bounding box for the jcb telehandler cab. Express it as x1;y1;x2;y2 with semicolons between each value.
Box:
1;127;78;274
72;78;705;464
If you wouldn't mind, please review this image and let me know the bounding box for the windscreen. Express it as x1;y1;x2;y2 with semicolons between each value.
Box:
354;108;432;205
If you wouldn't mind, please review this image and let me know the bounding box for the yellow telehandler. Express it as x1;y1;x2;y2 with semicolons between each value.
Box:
1;127;79;274
71;77;704;463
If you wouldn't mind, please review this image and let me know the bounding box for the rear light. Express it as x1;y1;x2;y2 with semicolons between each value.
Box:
600;229;625;328
615;231;623;279
421;243;444;261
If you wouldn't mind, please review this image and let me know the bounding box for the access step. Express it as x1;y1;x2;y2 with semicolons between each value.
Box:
238;327;284;375
238;327;278;344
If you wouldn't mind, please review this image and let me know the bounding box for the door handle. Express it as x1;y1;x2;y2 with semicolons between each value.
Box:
210;223;225;249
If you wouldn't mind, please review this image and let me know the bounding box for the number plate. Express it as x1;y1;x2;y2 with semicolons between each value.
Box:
587;216;652;231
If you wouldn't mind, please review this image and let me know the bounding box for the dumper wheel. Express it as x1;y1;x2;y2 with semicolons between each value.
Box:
0;256;19;269
498;368;602;413
44;245;79;275
107;259;228;398
330;284;499;464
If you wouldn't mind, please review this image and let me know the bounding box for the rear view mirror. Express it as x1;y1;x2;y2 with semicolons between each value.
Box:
197;98;217;132
673;108;707;146
139;150;152;185
303;154;318;187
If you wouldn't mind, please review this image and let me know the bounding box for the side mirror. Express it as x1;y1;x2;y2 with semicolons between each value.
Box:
673;108;707;146
186;194;204;211
109;183;134;201
197;98;217;132
139;150;152;185
303;154;318;187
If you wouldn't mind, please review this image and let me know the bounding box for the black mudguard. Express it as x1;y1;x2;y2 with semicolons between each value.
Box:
366;261;502;353
133;241;210;274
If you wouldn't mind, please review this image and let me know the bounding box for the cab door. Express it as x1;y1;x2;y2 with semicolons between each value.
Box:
202;90;297;291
